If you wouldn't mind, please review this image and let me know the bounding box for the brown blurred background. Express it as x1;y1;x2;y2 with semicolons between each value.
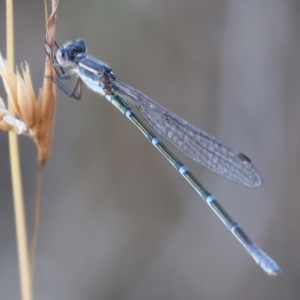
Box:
0;0;299;299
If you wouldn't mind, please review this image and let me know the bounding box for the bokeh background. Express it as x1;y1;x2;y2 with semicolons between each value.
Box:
0;0;299;299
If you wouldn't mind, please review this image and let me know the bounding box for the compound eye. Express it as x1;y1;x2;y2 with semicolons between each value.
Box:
56;48;68;65
76;39;87;54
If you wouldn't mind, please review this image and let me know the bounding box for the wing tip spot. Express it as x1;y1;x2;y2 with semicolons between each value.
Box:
237;153;252;164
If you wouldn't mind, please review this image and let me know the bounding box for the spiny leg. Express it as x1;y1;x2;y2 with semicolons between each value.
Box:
56;76;82;100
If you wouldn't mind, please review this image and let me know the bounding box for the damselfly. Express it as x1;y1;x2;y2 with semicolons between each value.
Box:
46;39;280;276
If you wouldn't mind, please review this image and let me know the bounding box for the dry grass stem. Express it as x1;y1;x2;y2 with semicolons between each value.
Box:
5;0;31;298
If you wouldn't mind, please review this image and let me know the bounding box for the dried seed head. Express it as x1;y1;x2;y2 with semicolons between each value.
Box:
0;0;59;164
0;56;37;129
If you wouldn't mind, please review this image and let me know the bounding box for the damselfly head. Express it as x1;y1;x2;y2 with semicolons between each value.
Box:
56;39;87;66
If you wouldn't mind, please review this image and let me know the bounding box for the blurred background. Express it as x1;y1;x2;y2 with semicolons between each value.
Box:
0;0;299;299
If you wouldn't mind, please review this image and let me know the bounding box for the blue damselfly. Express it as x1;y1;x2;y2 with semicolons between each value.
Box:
47;39;280;276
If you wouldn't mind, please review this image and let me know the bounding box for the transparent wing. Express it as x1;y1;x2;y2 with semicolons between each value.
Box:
114;79;262;187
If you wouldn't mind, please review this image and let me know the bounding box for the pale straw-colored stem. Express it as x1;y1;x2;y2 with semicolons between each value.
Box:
6;0;32;299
